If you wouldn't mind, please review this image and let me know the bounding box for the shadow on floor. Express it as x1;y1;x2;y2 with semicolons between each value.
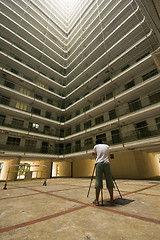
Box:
102;198;135;206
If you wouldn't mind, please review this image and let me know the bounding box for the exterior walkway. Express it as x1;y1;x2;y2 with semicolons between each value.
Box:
0;178;160;240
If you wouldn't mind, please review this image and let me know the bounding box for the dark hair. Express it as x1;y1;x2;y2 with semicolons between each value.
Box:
96;139;103;144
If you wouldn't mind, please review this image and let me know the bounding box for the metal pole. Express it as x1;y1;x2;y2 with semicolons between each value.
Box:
112;176;123;199
87;165;96;197
101;188;103;206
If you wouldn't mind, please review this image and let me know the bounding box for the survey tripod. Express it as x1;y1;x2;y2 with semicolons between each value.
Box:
87;164;122;205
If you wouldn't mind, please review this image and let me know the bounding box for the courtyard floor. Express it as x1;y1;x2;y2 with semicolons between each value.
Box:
0;178;160;240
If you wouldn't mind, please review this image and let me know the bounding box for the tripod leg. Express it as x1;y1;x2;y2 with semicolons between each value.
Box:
101;189;103;206
112;177;122;199
87;165;96;197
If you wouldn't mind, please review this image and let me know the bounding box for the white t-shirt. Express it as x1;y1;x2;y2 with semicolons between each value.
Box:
93;144;109;164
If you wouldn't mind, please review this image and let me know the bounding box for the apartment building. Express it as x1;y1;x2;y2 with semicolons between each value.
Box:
0;0;160;180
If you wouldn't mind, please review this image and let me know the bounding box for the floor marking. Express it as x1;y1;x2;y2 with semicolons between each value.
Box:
0;205;88;234
0;180;159;234
90;204;160;224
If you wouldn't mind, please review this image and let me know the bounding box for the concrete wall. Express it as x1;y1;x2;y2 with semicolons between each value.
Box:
0;158;20;180
58;161;71;177
57;151;160;179
0;150;159;180
110;151;160;179
72;159;95;178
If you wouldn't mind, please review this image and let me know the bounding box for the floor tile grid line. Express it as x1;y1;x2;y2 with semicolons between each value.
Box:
1;186;160;234
0;186;126;201
0;193;159;235
24;185;160;224
0;205;88;234
90;204;160;225
0;192;42;201
136;192;160;197
1;181;159;202
2;179;159;191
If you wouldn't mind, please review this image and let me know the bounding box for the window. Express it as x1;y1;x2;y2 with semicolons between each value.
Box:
16;102;27;111
25;139;37;152
45;111;51;119
96;133;106;143
84;138;93;149
4;80;15;89
0;114;6;125
36;82;45;88
20;88;30;96
75;140;81;152
136;52;149;62
104;77;111;83
0;96;10;105
128;99;141;112
44;126;50;134
75;110;80;116
109;109;117;120
135;121;150;138
121;64;130;71
142;69;158;81
55;144;64;155
47;99;53;105
65;143;71;154
48;87;54;92
60;129;64;137
66;128;71;136
6;137;21;145
125;80;135;90
149;92;160;104
25;139;37;147
84;120;91;129
32;107;41;115
34;94;43;101
155;117;160;130
95;115;104;125
29;122;39;130
66;114;72;121
24;75;32;82
76;124;81;132
111;130;121;144
11;68;19;74
93;99;102;107
41;142;48;153
106;92;113;100
83;105;90;112
12;118;24;128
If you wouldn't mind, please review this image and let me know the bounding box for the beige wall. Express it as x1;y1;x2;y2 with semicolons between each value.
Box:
58;161;71;177
110;151;160;179
0;151;159;181
72;159;95;177
0;158;20;180
58;151;159;179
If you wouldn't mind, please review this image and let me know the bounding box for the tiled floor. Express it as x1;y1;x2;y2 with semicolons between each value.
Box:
0;178;160;240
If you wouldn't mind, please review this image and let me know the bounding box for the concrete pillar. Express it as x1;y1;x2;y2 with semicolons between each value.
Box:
0;158;20;181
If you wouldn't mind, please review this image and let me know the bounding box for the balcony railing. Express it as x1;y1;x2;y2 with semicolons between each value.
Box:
0;123;159;155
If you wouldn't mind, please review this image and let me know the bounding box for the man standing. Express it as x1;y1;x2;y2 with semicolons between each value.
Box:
92;139;115;206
